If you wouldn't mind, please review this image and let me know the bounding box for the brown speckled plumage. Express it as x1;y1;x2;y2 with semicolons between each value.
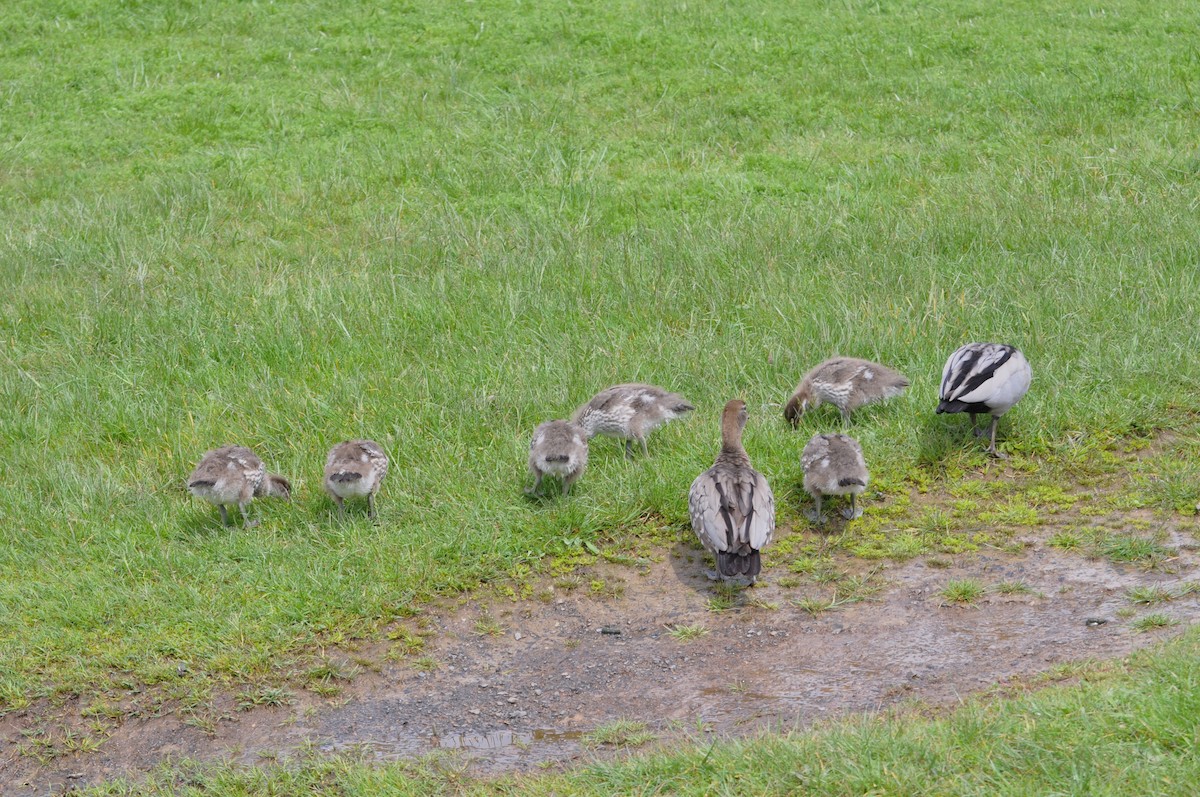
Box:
785;357;909;425
324;440;389;519
526;420;588;497
688;400;775;583
188;445;291;528
573;383;694;457
801;433;869;523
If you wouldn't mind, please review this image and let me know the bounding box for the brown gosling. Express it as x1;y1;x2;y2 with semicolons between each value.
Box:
526;420;588;497
324;440;389;520
688;399;775;583
573;383;695;458
801;433;869;523
784;357;909;426
937;342;1032;459
188;445;291;528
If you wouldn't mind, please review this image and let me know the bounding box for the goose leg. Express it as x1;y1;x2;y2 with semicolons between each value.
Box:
640;436;649;457
240;501;259;529
525;472;544;497
840;407;851;426
970;413;983;437
624;439;634;459
841;493;863;520
367;493;377;520
331;494;346;519
218;505;230;527
805;494;825;524
986;416;1007;459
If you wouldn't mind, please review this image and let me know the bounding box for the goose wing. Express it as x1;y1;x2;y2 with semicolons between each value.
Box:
940;343;1015;403
744;468;775;550
688;469;731;554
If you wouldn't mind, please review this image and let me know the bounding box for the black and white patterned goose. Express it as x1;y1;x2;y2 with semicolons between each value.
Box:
936;343;1032;458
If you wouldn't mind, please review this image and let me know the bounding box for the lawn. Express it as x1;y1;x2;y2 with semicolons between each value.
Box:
1;0;1198;761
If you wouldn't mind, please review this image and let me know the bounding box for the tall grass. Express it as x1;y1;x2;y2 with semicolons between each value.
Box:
2;0;1199;701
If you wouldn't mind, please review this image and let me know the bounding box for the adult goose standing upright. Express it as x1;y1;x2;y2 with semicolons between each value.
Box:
324;439;389;519
688;399;775;583
573;383;694;458
188;445;291;528
784;357;910;426
526;420;588;497
937;343;1032;458
801;433;869;523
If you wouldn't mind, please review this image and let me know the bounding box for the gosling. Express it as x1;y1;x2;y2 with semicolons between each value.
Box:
526;420;588;497
688;399;775;583
937;343;1032;458
324;440;389;519
573;383;694;458
784;357;910;426
188;445;291;528
801;433;869;523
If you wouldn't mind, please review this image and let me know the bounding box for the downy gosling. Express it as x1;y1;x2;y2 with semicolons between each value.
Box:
573;383;694;458
785;357;909;426
188;445;291;528
688;399;775;583
526;420;588;497
937;343;1032;458
324;439;389;519
801;433;869;523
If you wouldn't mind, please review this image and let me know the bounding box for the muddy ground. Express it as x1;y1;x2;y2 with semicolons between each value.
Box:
4;516;1199;794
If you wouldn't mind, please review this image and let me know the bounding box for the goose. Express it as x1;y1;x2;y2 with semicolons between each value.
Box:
573;383;694;458
784;357;909;425
801;433;869;523
188;445;291;528
937;343;1032;458
526;420;588;497
688;399;775;583
324;439;389;519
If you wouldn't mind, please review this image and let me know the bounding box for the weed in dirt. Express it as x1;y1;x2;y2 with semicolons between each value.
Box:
236;686;294;711
1125;585;1176;605
794;597;832;617
1094;534;1174;566
473;616;506;637
1049;530;1085;551
409;657;439;673
584;719;657;748
833;573;884;605
667;625;710;642
707;595;738;612
995;580;1038;596
1131;613;1179;632
940;579;986;605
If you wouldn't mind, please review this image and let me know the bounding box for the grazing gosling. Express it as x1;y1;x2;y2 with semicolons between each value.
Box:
801;433;869;523
784;357;910;426
324;440;389;519
188;445;291;528
688;400;775;583
937;343;1032;458
573;383;694;458
526;420;588;497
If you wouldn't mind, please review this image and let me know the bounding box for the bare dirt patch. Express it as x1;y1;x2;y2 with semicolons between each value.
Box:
4;518;1199;793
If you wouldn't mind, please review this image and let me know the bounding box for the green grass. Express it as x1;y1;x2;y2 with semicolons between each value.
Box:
82;627;1200;795
940;579;987;605
1131;613;1180;633
2;0;1200;717
582;720;658;749
666;624;709;642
